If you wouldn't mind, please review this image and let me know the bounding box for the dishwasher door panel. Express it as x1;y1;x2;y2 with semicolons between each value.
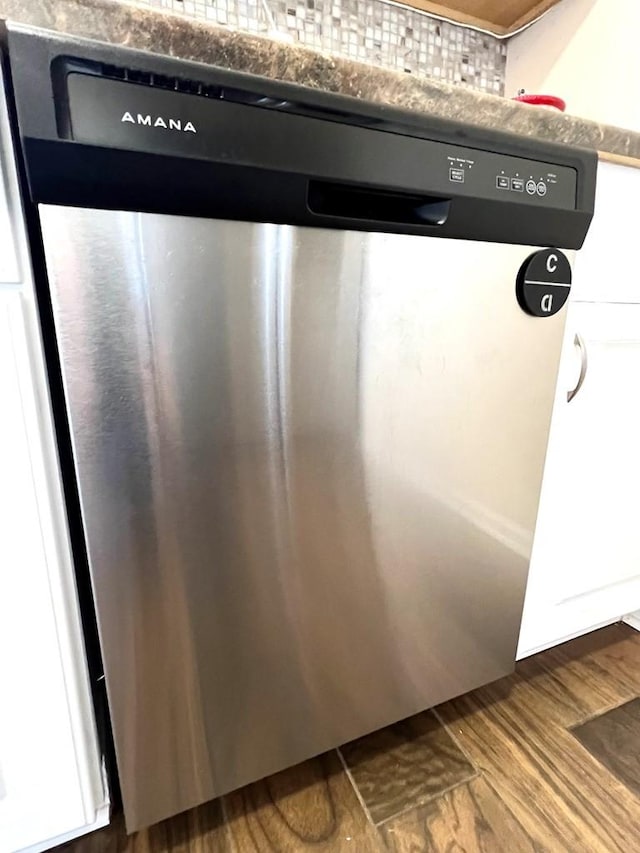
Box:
39;205;567;831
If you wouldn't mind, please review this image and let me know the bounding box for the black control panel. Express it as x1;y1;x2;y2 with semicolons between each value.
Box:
444;146;576;210
6;24;597;248
62;73;578;214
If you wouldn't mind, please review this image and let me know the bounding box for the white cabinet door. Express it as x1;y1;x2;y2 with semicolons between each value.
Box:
572;161;640;304
0;291;106;852
0;55;107;851
518;301;640;657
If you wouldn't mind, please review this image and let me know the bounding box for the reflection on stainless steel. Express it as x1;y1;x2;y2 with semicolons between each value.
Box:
39;206;570;831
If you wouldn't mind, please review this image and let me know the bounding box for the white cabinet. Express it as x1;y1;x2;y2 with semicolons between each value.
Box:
0;296;109;853
571;161;640;304
518;300;640;656
518;159;640;657
0;292;103;852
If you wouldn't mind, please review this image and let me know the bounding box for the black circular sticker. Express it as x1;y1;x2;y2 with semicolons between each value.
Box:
516;249;572;317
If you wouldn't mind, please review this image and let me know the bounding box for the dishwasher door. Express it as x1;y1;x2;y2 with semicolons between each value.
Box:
39;206;567;831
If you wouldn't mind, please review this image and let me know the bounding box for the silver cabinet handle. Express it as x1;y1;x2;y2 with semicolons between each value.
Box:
567;332;588;403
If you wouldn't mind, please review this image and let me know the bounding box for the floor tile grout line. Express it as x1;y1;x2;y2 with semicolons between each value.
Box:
336;746;379;828
568;696;640;731
431;706;480;774
373;769;479;829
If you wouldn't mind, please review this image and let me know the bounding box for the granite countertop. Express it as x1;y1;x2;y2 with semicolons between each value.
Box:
1;0;639;165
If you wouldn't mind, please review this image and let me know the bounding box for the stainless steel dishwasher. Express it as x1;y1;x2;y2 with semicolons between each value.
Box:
7;24;596;832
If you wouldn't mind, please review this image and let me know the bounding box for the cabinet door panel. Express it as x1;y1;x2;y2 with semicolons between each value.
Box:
0;292;88;851
519;302;640;656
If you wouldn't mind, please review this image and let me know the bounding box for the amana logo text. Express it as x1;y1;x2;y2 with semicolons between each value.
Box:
121;112;197;133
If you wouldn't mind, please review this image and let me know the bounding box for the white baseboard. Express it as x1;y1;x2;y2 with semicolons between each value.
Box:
517;617;619;659
17;803;110;853
623;612;640;632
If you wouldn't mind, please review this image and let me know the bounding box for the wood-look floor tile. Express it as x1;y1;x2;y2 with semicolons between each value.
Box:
53;624;640;853
436;691;586;851
380;777;538;853
476;625;640;733
437;666;640;852
532;624;640;724
573;697;640;797
53;799;231;853
340;710;476;824
552;624;640;690
515;651;633;729
144;799;232;853
506;627;637;730
222;750;383;852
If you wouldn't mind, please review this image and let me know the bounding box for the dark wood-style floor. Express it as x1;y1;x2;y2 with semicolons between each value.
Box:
58;623;640;852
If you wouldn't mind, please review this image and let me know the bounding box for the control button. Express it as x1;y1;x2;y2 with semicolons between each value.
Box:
516;249;572;318
496;175;510;189
537;181;547;197
526;180;537;195
511;178;525;192
449;167;465;183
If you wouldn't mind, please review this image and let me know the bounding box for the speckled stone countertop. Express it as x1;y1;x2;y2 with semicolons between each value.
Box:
1;0;639;165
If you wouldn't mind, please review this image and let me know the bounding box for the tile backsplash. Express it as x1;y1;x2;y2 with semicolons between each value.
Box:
131;0;507;94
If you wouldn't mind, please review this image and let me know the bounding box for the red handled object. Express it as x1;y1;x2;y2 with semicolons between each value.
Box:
513;93;566;112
